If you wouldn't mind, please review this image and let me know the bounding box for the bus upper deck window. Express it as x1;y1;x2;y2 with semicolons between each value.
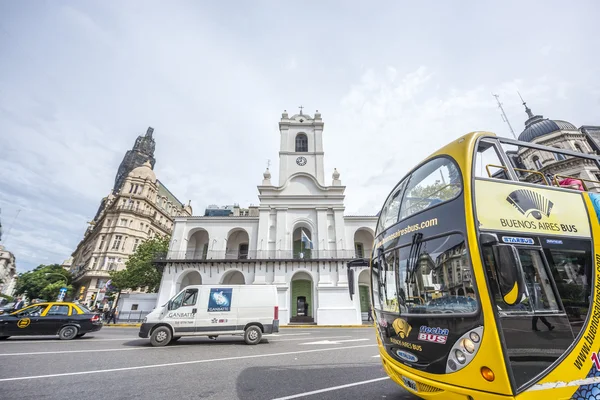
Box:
399;157;461;220
475;141;508;180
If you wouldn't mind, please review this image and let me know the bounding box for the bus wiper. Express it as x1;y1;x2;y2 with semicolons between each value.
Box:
405;233;424;302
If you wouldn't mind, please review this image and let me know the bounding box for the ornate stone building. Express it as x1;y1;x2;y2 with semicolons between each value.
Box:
0;245;17;297
504;102;600;191
70;127;191;305
156;110;378;325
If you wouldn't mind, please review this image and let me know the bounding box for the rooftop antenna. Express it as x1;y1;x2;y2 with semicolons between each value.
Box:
492;93;517;139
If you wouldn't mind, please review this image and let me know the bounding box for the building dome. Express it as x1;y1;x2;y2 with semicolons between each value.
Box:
517;102;577;142
128;160;156;181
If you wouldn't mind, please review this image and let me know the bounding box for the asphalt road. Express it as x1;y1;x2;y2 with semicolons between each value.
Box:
0;326;418;400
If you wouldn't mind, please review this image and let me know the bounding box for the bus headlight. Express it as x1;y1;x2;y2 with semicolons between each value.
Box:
461;338;475;353
454;349;466;364
469;331;480;343
446;326;483;374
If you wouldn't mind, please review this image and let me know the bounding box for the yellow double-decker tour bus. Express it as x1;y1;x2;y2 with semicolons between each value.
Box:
371;131;600;399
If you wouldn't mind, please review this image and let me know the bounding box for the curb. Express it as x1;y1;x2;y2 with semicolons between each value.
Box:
105;324;373;329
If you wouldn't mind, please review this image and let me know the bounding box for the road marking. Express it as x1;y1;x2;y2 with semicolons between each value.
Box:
299;338;370;345
1;338;134;344
0;344;377;382
372;355;380;358
269;336;353;342
271;377;390;399
0;346;188;357
266;333;311;337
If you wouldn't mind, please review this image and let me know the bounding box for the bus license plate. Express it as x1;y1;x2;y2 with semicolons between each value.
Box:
402;376;418;392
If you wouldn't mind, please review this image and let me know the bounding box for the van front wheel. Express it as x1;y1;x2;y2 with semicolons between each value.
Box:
244;325;262;345
150;326;172;347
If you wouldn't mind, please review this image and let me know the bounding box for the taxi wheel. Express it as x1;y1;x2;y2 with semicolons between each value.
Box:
59;326;79;340
150;326;172;347
244;325;262;345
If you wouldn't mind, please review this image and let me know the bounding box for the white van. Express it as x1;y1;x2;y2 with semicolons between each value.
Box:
139;284;279;347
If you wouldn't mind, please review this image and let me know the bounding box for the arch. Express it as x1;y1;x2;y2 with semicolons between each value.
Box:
226;228;250;259
177;269;202;292
292;225;313;259
553;146;567;161
290;271;314;323
357;269;372;321
187;228;210;260
353;228;375;258
295;133;308;152
221;270;245;284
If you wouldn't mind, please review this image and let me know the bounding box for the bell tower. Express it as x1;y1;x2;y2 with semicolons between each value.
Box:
278;108;325;186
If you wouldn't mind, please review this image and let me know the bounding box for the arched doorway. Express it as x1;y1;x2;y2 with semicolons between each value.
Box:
226;228;250;259
177;270;202;292
290;271;313;323
187;229;209;259
292;227;313;259
221;270;245;284
358;269;372;322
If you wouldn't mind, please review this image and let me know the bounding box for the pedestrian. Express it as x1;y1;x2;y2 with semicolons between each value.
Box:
107;308;118;325
103;302;110;321
13;297;24;311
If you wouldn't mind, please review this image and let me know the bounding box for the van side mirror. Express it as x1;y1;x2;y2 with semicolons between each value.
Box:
492;244;524;306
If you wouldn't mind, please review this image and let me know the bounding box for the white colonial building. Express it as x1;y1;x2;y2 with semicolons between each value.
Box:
156;110;378;325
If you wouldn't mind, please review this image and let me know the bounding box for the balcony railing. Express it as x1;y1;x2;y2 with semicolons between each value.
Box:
155;249;372;262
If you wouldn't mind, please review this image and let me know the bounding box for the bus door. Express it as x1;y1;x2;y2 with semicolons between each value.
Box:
481;234;587;392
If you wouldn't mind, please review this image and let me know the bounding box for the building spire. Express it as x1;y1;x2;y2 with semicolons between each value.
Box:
518;91;534;119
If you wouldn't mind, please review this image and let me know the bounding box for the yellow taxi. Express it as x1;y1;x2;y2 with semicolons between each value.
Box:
0;301;102;340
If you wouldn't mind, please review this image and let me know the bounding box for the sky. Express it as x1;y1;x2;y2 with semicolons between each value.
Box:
1;1;599;272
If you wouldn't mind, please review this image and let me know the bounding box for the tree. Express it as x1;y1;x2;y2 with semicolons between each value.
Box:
410;180;460;201
109;236;169;293
14;264;73;301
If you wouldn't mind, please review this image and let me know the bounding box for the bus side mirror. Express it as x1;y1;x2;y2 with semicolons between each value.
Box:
492;244;524;306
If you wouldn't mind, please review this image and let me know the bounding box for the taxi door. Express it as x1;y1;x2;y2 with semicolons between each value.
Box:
37;304;71;335
5;304;49;335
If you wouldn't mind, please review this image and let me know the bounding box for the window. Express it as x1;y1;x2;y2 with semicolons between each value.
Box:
92;258;98;269
475;141;508;179
239;243;249;259
96;279;106;289
129;183;134;193
355;242;365;258
371;233;477;315
47;305;69;316
295;133;308;152
131;304;139;311
377;180;407;235
120;219;128;226
169;288;199;310
554;149;567;161
70;306;80;315
106;219;112;227
98;236;105;250
532;156;542;170
400;157;461;220
133;239;139;252
17;305;46;317
107;257;116;270
112;235;122;250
